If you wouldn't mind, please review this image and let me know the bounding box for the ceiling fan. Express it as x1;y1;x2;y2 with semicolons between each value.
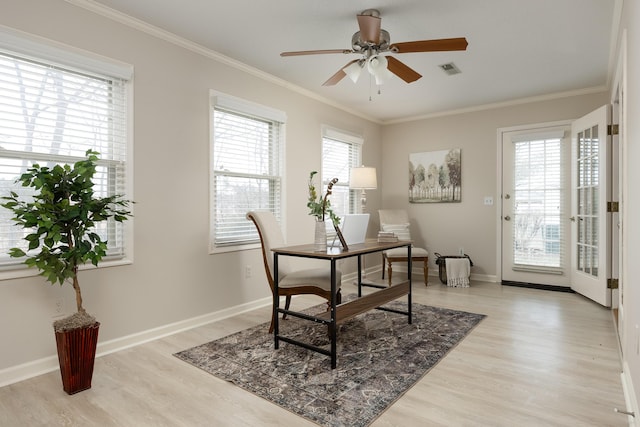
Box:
280;9;468;86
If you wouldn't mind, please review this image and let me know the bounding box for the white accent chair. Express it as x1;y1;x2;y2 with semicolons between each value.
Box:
246;211;342;333
378;209;429;286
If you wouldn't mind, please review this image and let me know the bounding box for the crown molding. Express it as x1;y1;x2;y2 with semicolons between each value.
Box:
383;85;608;125
64;0;380;124
65;0;610;127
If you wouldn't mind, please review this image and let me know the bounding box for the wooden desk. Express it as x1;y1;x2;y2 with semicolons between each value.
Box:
272;239;412;368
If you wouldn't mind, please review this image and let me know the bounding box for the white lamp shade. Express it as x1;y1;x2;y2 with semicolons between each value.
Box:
344;60;364;83
367;55;392;85
350;166;378;189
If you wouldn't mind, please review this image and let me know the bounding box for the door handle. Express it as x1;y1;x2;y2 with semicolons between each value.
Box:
570;216;576;222
504;215;511;221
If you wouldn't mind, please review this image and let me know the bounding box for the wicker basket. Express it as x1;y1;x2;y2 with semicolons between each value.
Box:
434;252;473;284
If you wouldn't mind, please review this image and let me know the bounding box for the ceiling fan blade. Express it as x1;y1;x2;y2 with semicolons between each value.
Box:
390;37;468;53
387;56;422;83
281;49;353;57
357;13;381;44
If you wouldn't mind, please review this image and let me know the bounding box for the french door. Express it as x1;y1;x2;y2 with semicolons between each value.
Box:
501;124;572;287
570;105;611;306
500;108;614;308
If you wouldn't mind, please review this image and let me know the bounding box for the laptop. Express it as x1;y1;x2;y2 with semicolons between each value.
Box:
332;213;370;246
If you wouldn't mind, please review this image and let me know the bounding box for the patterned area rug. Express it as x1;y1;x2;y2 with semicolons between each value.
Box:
174;299;485;427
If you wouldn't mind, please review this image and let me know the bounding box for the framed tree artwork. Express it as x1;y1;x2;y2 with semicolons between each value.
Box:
409;148;461;203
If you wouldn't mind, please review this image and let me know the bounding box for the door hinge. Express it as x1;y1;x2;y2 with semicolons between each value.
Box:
607;201;619;213
607;278;619;289
608;124;619;135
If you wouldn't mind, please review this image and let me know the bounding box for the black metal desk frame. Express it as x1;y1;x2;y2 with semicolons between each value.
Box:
272;240;412;369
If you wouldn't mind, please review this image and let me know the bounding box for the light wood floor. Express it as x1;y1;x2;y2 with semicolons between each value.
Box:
0;280;628;426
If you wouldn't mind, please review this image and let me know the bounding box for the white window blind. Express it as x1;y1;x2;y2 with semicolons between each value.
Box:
211;94;284;250
322;127;363;217
0;48;131;269
512;133;565;270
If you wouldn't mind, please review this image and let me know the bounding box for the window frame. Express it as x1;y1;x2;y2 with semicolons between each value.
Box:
209;91;286;254
0;26;134;281
321;126;364;221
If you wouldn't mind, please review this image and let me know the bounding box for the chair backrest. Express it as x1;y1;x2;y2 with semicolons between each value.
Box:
378;209;412;240
246;211;292;290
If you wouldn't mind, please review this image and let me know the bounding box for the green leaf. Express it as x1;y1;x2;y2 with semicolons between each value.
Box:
8;248;26;258
25;233;40;241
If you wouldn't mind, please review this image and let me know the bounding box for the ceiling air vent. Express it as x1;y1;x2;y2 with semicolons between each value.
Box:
439;62;461;76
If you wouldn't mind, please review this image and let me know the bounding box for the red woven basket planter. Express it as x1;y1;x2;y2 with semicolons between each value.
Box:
55;322;100;394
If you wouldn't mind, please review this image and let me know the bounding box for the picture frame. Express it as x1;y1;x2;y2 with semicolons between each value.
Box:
409;148;462;203
334;223;349;251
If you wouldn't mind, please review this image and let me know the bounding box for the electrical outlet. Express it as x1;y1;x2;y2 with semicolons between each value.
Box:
245;265;252;279
483;196;494;206
52;297;65;318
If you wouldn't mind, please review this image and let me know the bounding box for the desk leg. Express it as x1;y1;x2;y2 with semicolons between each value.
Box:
330;259;337;369
357;255;363;297
407;244;412;325
274;253;280;349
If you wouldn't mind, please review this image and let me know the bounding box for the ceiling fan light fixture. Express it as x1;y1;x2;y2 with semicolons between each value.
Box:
344;60;364;83
367;55;392;84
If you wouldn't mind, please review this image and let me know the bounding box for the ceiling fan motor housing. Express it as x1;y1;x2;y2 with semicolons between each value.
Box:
352;29;391;53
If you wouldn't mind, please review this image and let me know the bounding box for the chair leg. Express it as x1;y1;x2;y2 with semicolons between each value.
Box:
324;289;342;315
423;258;429;286
282;295;291;320
387;260;393;286
268;312;274;333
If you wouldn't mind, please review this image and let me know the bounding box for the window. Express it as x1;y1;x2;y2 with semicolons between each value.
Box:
0;29;132;273
321;127;363;217
512;132;565;269
210;92;285;252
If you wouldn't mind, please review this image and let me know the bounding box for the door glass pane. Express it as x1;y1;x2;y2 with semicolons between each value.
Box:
575;124;599;277
512;138;564;268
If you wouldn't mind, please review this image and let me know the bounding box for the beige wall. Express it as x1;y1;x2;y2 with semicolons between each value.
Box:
0;0;382;375
380;92;607;279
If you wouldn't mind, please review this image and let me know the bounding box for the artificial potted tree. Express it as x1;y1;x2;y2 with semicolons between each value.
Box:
1;150;132;394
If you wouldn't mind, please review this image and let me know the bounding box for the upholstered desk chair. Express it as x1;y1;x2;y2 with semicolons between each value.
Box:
378;209;429;286
246;211;342;333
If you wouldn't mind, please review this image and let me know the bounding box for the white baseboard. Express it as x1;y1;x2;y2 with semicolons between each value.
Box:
469;273;498;283
0;354;61;388
0;267;500;388
361;264;497;284
0;296;272;388
621;362;639;426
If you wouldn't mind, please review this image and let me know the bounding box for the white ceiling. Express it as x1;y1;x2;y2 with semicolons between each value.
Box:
84;0;617;123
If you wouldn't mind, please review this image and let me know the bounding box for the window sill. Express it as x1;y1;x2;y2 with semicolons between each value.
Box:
209;242;261;254
0;258;133;282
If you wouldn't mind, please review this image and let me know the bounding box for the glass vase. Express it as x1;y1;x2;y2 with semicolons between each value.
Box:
314;220;327;252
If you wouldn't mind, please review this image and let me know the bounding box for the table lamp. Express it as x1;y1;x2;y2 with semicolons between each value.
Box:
350;166;377;212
